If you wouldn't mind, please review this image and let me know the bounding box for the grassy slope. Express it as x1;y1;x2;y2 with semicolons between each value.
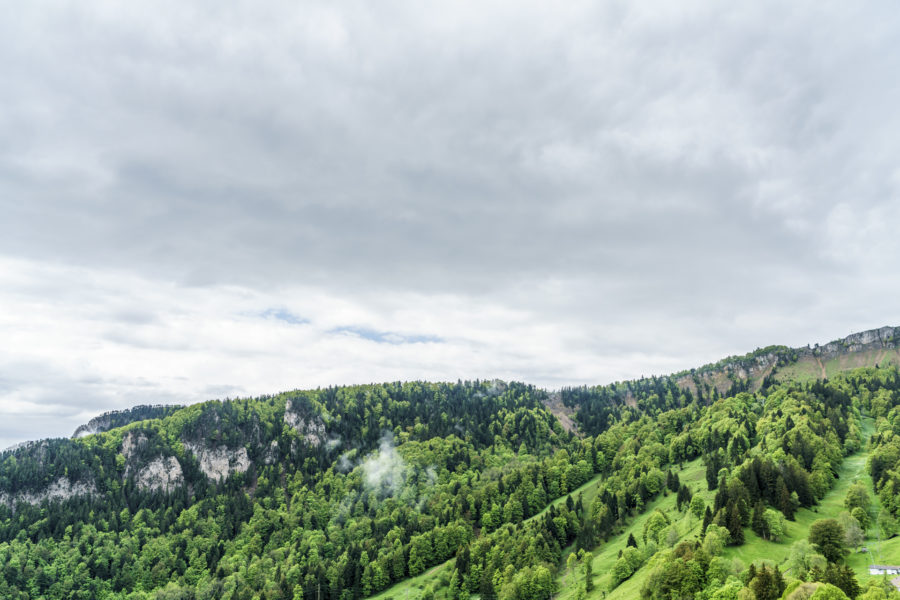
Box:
386;436;890;600
580;457;712;600
773;359;825;385
366;561;456;600
824;349;900;377
776;349;900;385
718;417;900;586
676;342;900;396
559;417;900;599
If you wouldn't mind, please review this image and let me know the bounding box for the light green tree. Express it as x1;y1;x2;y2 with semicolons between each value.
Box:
691;496;707;521
787;540;827;581
809;583;850;600
851;506;870;530
763;509;786;542
703;524;731;556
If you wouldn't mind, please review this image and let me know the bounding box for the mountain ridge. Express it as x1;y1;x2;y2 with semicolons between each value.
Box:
669;325;900;396
58;325;900;444
71;404;185;439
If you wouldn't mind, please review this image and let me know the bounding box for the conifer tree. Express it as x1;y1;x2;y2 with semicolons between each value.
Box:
728;503;744;545
702;506;713;534
751;500;768;539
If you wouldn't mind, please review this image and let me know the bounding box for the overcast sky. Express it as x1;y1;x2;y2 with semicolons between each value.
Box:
2;1;899;448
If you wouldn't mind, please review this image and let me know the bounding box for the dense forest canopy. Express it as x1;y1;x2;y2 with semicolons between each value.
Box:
1;361;900;600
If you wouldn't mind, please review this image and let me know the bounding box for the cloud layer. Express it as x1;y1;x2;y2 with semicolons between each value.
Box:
2;1;899;447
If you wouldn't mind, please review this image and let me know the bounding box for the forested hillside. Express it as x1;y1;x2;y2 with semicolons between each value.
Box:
2;334;900;600
72;405;185;439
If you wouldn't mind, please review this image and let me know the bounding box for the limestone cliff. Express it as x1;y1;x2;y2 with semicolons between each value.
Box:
799;325;899;358
183;441;250;481
677;325;900;395
284;399;327;447
0;476;97;508
120;430;184;493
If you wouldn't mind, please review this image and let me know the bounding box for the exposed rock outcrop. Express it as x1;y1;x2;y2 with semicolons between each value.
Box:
284;400;326;447
676;326;900;396
120;430;184;493
120;430;147;460
542;392;578;435
262;440;279;465
183;441;250;481
0;477;96;507
800;325;900;359
133;457;184;493
723;351;779;380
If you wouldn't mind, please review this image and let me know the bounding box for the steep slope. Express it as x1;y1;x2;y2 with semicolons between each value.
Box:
675;326;900;396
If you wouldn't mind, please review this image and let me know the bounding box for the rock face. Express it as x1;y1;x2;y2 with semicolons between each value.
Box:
262;440;279;465
543;392;578;435
120;430;146;460
799;326;900;359
133;457;183;493
284;400;326;447
0;477;96;507
184;441;250;481
120;431;184;493
725;352;779;380
678;326;900;395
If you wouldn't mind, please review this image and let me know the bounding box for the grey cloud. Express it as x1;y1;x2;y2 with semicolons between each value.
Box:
202;384;244;399
0;361;182;449
101;329;194;351
112;309;159;325
5;1;877;297
1;1;899;446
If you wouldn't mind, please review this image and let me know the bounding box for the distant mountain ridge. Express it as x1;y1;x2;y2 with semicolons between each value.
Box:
673;325;900;396
71;404;183;438
61;326;900;442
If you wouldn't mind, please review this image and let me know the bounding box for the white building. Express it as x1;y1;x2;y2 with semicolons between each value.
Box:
868;565;900;575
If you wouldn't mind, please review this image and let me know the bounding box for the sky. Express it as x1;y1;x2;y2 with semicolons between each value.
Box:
2;1;900;449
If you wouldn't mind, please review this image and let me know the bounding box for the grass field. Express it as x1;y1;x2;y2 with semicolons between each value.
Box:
718;445;869;570
366;560;455;600
602;458;716;600
774;359;826;385
776;349;900;385
556;416;900;599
